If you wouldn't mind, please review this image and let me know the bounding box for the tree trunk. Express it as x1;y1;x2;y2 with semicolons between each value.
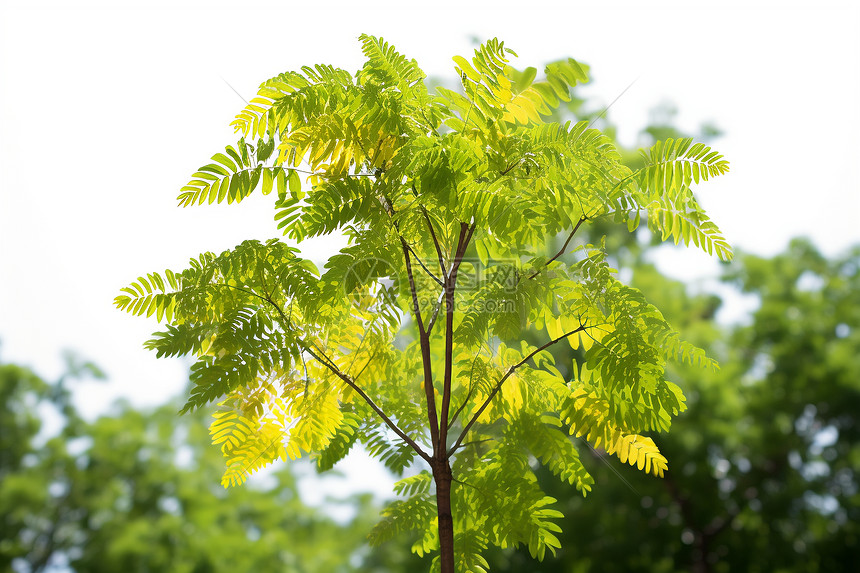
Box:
434;458;455;573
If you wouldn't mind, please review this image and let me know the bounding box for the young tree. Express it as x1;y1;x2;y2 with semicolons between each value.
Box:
116;36;731;571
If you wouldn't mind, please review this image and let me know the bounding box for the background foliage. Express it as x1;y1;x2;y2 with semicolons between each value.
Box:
0;359;416;572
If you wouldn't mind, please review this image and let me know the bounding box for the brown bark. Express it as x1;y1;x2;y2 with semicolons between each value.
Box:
434;457;455;573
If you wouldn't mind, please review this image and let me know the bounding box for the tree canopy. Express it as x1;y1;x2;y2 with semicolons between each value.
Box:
116;35;730;570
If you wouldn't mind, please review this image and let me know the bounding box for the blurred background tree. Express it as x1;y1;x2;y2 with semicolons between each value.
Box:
0;355;419;572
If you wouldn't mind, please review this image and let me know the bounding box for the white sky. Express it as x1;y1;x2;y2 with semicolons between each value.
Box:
1;0;858;499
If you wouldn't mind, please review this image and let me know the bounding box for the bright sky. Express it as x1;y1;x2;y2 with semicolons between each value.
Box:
1;0;858;499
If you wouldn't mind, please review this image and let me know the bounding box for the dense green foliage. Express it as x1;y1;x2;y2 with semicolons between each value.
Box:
488;239;860;572
116;36;729;569
0;357;414;572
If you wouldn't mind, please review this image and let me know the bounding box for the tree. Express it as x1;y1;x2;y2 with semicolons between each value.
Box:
116;35;731;571
0;354;412;572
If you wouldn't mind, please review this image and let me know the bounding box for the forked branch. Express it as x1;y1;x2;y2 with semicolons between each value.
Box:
421;206;448;279
448;324;586;456
439;221;477;451
401;235;441;452
245;282;433;464
303;344;432;464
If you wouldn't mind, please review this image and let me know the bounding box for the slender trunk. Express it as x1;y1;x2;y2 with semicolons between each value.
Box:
434;458;455;573
420;330;441;448
432;222;473;572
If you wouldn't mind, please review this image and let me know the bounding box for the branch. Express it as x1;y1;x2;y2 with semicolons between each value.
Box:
425;291;445;334
527;215;588;280
213;282;269;305
450;438;493;452
304;344;432;463
402;236;441;452
499;159;520;176
272;165;377;178
451;220;477;277
401;237;427;336
378;187;442;287
448;324;586;456
351;347;380;382
447;355;480;430
345;315;383;379
439;221;477;452
421;206;448;278
216;283;330;369
234;281;432;464
406;241;444;287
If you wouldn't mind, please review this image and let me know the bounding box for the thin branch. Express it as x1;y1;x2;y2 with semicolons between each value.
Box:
586;76;639;130
352;347;380;382
527;215;588;280
344;311;384;377
447;355;481;430
381;188;442;291
580;437;641;496
419;108;441;138
401;238;427;335
425;291;445;334
220;76;250;105
402;236;441;452
213;282;268;303
499;159;520;176
406;242;444;287
449;324;586;456
264;164;378;179
304;344;432;463
286;330;428;460
451;476;486;494
224;281;431;463
458;221;477;272
450;476;496;504
439;221;477;452
421;206;448;278
451;438;493;452
216;283;343;375
299;348;311;398
447;391;471;432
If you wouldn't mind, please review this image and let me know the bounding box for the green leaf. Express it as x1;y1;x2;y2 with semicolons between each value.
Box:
262;168;273;195
212;153;237;172
288;169;301;195
453;55;482;82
